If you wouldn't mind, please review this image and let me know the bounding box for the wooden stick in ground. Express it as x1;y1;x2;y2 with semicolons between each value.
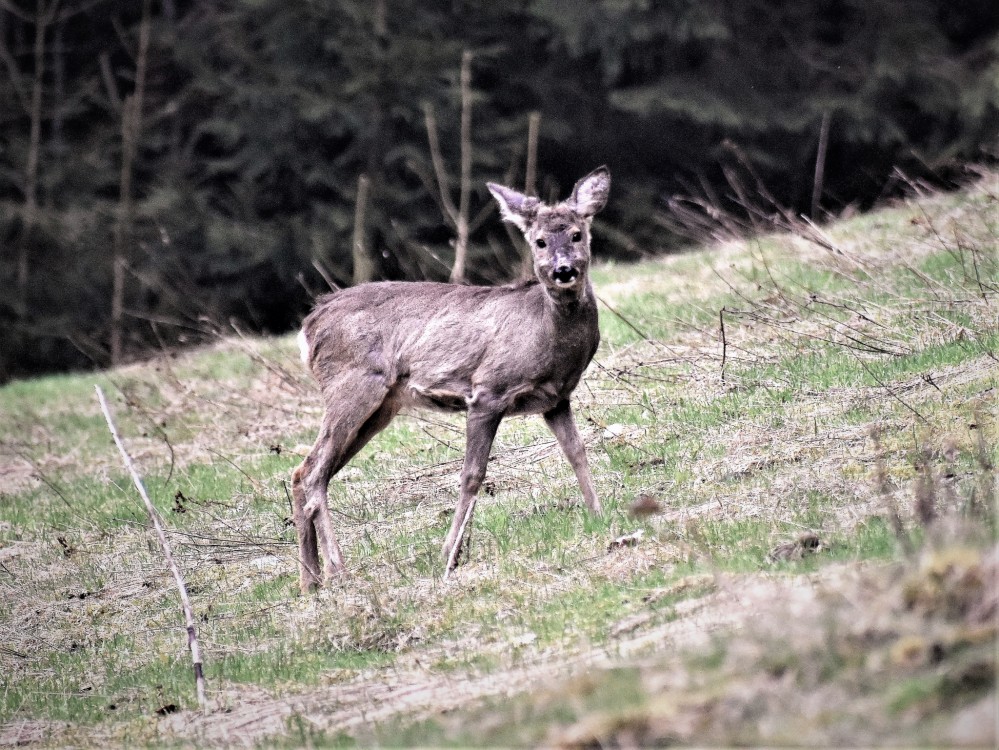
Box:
95;385;207;713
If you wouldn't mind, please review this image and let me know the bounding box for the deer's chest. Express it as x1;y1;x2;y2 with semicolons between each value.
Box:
397;298;598;416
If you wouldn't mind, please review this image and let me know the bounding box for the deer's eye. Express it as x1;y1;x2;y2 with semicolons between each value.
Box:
535;238;547;248
571;231;582;243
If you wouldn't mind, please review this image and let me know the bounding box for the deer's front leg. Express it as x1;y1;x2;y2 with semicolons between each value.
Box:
544;399;601;515
443;401;504;569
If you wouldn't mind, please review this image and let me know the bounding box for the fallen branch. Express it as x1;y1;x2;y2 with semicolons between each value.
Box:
95;385;207;713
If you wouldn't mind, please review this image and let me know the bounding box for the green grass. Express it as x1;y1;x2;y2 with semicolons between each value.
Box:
213;644;396;687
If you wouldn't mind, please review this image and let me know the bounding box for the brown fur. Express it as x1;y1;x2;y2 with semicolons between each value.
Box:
292;167;610;592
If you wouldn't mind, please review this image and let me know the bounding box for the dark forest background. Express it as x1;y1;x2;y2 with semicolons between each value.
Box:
1;0;997;381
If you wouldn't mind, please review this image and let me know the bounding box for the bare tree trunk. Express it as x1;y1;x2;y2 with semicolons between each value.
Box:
350;0;386;286
422;52;478;283
111;0;151;365
351;174;374;285
450;50;473;284
524;111;540;197
51;20;64;164
517;111;541;276
0;10;29;111
15;0;52;318
812;111;831;221
373;0;386;38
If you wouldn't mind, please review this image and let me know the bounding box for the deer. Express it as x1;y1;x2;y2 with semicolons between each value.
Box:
291;166;610;592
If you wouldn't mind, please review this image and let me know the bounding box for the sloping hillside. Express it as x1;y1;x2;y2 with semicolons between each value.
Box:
0;174;996;747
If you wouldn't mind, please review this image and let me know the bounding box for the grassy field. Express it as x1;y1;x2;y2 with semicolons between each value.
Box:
1;173;997;747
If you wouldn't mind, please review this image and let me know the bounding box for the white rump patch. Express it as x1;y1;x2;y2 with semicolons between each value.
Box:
297;329;310;366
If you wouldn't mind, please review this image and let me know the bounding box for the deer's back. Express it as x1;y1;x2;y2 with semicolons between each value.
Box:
301;281;599;415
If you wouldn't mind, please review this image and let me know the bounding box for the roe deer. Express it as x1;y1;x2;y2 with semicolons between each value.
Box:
291;166;610;592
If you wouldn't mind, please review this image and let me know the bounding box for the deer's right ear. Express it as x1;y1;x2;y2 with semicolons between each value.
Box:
568;166;610;218
487;183;539;233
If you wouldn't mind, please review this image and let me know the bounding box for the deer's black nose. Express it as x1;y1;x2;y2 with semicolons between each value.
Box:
552;264;579;285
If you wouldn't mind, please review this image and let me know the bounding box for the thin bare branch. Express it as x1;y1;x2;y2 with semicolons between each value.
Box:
0;14;28;109
110;13;133;61
54;0;109;23
405;156;451;224
466;196;495;236
0;0;31;23
422;102;459;226
312;258;340;292
95;386;207;713
98;51;122;113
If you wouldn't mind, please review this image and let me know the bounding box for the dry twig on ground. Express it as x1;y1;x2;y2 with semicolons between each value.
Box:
95;385;207;713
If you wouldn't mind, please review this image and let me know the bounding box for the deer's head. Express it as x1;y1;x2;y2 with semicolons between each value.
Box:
488;167;610;295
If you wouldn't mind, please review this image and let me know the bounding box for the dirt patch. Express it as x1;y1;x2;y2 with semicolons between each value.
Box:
0;719;72;748
155;574;759;746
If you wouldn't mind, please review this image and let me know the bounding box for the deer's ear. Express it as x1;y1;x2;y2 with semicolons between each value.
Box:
569;166;610;218
488;183;539;233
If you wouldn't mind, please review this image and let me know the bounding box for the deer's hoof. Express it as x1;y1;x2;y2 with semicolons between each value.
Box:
442;537;471;568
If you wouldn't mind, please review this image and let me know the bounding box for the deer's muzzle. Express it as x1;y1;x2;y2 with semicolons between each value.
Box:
552;264;580;286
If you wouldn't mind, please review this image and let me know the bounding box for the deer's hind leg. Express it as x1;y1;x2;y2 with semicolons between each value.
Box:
291;462;322;592
292;370;395;592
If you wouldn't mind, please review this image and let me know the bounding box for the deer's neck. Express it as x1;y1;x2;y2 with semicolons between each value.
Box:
542;278;596;321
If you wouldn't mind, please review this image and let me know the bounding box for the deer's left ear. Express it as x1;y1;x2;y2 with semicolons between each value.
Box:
568;166;610;218
488;183;540;233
